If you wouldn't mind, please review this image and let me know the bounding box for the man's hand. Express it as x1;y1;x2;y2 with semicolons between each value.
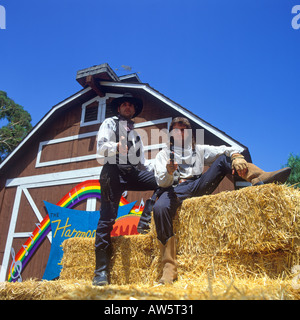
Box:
231;153;248;177
166;160;178;175
117;136;128;154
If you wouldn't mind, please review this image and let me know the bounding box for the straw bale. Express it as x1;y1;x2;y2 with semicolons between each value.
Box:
59;184;300;284
0;279;89;300
60;245;299;284
54;276;298;300
177;250;299;280
59;234;161;284
109;234;159;284
2;184;300;300
60;238;94;268
176;184;300;255
1;276;299;300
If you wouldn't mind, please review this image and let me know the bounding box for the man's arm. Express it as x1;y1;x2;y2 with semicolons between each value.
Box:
96;118;119;161
202;145;244;164
202;145;247;176
154;150;176;188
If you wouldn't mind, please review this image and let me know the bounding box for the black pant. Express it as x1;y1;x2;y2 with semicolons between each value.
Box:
95;164;157;251
153;155;232;245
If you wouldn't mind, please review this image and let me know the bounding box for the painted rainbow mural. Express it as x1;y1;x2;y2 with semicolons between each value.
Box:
8;180;144;282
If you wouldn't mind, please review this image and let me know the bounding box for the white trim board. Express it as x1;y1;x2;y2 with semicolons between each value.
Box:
6;166;102;188
35;118;172;168
0;187;22;282
6;158;154;189
100;81;245;151
35;131;99;168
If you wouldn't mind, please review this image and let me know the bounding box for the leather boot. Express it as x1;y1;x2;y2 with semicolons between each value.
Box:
244;163;291;186
92;248;109;286
158;236;178;284
137;198;153;234
138;189;163;234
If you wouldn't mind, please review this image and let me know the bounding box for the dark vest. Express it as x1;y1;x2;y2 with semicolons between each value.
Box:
114;119;141;166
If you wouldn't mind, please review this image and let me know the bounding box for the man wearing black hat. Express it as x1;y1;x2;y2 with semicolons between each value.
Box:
93;93;158;286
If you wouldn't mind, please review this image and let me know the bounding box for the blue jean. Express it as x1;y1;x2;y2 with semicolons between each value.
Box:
153;154;232;245
95;164;157;251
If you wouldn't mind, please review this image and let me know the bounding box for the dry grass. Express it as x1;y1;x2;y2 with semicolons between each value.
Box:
1;184;300;300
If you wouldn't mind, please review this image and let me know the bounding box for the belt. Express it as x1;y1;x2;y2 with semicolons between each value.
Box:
178;175;201;184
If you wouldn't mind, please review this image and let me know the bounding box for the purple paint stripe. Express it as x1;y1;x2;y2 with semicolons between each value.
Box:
67;193;101;209
11;225;52;282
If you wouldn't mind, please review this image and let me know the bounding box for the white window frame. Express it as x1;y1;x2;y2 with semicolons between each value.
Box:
80;96;107;127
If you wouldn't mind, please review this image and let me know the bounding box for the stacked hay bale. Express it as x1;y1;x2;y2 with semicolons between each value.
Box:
176;184;300;279
59;234;160;284
59;184;300;284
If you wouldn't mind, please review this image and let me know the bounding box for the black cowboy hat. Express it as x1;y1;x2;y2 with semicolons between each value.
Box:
111;93;143;118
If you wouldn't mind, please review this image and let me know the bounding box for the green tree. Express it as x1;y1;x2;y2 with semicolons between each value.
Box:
0;91;32;162
285;153;300;188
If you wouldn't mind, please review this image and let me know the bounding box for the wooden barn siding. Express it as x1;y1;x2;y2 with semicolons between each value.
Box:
0;88;236;281
0;187;17;266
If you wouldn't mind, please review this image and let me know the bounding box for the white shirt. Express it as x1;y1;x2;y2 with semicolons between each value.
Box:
154;144;244;188
96;117;152;171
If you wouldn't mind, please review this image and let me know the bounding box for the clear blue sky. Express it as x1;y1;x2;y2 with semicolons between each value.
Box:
0;0;299;171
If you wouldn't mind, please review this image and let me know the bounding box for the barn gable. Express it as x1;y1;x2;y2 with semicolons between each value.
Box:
0;63;251;282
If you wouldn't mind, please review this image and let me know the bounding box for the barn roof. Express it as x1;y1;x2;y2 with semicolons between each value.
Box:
0;63;251;171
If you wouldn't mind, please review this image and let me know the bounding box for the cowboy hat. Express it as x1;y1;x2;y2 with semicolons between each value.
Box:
111;93;143;118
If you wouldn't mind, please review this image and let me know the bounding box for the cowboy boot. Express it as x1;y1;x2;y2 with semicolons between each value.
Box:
92;248;109;286
244;163;291;186
158;236;178;284
137;198;153;234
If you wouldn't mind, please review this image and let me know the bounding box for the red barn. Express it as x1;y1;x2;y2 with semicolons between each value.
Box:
0;63;251;282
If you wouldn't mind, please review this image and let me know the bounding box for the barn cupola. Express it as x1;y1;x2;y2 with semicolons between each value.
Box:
76;63;142;98
76;63;119;97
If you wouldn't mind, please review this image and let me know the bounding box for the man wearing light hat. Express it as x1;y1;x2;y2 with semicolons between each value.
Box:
93;93;158;286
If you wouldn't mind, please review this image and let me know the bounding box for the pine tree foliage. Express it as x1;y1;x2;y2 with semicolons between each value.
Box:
0;90;32;162
285;153;300;188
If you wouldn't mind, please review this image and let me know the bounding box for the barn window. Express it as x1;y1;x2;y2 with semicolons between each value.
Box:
84;103;98;123
80;96;107;127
